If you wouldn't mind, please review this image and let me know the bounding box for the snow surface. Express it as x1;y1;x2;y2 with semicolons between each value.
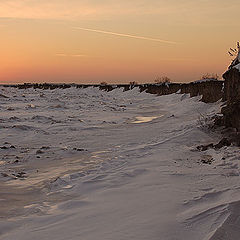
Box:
234;63;240;71
193;79;220;84
0;86;240;240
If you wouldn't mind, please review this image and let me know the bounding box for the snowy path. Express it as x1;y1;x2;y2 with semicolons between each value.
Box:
0;87;239;240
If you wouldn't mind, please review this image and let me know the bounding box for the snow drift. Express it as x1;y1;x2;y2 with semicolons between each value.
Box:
0;86;239;240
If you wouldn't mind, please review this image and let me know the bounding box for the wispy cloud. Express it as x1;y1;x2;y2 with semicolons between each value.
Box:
56;53;68;57
71;54;87;57
0;0;159;20
0;0;237;26
0;0;101;20
73;27;177;44
56;53;87;57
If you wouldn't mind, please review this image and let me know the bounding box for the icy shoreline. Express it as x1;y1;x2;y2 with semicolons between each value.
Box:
0;87;239;240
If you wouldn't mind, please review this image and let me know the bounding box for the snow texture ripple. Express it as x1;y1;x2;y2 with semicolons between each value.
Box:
0;86;239;240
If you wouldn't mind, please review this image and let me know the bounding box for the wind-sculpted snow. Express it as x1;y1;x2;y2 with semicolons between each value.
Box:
0;86;239;240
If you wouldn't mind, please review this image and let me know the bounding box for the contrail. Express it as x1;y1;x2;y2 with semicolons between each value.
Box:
73;27;177;44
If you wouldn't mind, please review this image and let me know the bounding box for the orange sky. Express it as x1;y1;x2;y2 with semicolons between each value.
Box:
0;0;239;84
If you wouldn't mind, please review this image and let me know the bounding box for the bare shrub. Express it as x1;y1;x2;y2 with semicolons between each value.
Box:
100;81;108;85
201;73;219;80
228;42;240;69
129;81;138;85
154;76;171;84
197;111;215;131
228;41;239;58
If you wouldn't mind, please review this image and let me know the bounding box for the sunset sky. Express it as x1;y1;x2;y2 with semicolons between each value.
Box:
0;0;239;84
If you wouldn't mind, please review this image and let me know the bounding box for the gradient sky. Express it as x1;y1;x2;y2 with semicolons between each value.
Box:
0;0;239;84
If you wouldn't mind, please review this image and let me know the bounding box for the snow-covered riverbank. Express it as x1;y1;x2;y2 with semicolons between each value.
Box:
0;87;239;240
